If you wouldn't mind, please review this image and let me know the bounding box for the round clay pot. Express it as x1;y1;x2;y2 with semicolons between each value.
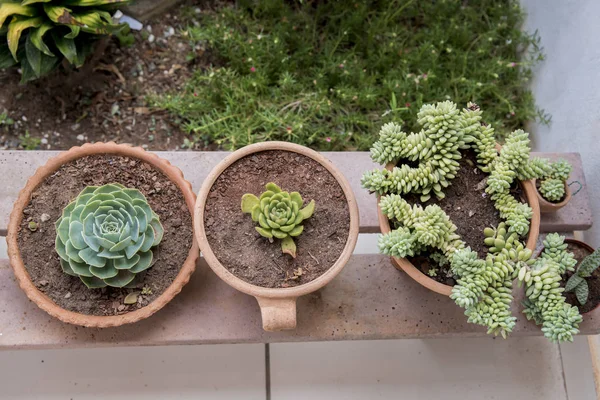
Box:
6;142;199;328
536;238;599;315
194;141;359;331
377;162;541;296
534;179;572;213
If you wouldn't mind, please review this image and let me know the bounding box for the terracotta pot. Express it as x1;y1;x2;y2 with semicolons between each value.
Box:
6;142;199;328
377;162;541;297
194;142;359;331
536;238;600;315
534;179;572;213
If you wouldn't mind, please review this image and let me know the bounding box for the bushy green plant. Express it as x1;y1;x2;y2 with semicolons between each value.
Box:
516;157;572;202
154;0;548;150
517;234;582;342
565;247;600;305
241;182;315;258
0;0;130;82
55;183;164;288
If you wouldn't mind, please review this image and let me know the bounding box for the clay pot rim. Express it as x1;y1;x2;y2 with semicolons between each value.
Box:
377;161;541;297
535;238;600;315
534;179;572;212
6;142;199;328
193;141;360;300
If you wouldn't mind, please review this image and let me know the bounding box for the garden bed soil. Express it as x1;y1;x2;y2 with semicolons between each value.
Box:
562;242;600;314
536;180;566;203
204;150;350;288
404;150;526;285
0;2;215;151
16;155;193;316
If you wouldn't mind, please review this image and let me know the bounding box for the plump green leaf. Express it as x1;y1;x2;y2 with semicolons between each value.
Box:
114;253;139;270
150;219;163;246
130;251;152;273
299;200;315;220
79;275;107;289
68;220;86;249
65;240;84;263
289;225;304;237
290;192;303;208
21;0;52;6
60;258;77;276
272;229;287;239
266;182;281;193
69;258;93;277
103;270;136;288
281;236;297;258
241;193;260;213
78;247;107;268
90;259;118;279
255;227;272;238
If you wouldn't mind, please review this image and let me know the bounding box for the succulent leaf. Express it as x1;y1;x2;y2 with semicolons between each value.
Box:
55;184;164;288
242;182;314;258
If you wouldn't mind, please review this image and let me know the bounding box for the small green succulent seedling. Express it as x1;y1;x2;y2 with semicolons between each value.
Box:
565;248;600;305
241;182;315;258
55;183;164;288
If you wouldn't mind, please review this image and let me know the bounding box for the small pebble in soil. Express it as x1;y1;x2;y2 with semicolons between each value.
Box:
148;34;155;43
40;213;50;222
64;292;71;299
76;134;84;141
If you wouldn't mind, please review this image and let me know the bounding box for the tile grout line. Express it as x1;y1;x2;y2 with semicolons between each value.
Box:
265;343;271;400
558;342;570;400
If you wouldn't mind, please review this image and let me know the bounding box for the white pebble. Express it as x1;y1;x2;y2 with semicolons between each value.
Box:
76;134;84;141
148;34;155;43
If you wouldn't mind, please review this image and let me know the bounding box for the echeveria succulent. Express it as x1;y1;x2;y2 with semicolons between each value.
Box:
55;183;164;288
241;182;315;258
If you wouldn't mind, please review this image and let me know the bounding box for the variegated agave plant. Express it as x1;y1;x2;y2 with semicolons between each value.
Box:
55;183;164;288
0;0;130;81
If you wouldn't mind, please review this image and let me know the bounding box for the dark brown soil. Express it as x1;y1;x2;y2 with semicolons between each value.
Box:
204;150;350;288
562;242;600;314
403;150;527;285
536;180;566;203
16;155;193;316
0;2;218;151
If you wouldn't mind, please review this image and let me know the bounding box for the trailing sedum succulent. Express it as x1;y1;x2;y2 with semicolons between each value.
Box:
241;182;315;258
55;183;164;288
0;0;131;82
516;156;572;203
363;101;554;339
517;234;582;342
565;247;600;305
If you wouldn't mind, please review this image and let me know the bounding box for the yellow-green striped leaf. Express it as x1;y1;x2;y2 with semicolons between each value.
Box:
7;15;42;60
51;29;78;65
61;0;130;6
29;22;53;56
21;0;52;6
0;2;36;28
64;24;79;39
43;4;79;25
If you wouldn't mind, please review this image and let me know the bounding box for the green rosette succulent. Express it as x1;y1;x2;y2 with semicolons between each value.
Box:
241;182;315;258
539;178;565;202
55;183;164;288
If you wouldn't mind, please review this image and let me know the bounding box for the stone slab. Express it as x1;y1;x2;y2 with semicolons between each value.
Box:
0;254;599;350
0;151;592;236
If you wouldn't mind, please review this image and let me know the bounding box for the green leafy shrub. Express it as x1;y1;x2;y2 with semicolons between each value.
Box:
155;0;548;150
0;0;130;82
241;182;315;258
55;183;164;288
565;247;600;305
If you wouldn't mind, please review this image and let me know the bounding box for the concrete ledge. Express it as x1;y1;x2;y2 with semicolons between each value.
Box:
0;151;593;236
0;254;599;349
